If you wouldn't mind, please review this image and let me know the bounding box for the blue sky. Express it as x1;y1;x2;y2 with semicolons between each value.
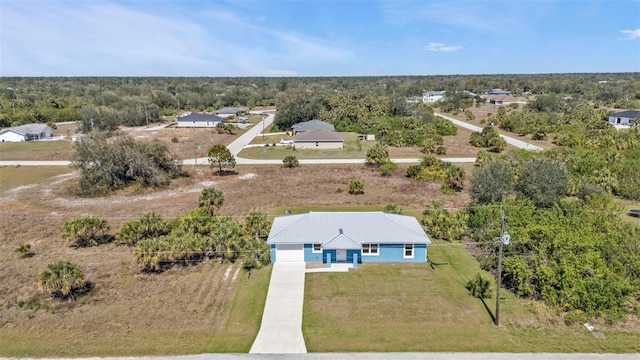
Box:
1;0;639;76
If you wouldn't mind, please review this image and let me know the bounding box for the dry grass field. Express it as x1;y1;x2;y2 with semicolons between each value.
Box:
0;162;471;356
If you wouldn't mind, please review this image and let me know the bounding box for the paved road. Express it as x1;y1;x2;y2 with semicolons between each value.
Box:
250;262;307;354
434;112;544;151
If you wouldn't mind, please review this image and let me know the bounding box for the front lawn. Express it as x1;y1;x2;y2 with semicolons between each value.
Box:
303;241;640;353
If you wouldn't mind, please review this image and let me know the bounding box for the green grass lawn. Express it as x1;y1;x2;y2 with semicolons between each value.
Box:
0;140;74;161
303;241;640;353
240;132;376;160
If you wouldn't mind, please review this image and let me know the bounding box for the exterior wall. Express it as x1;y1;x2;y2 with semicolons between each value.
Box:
0;131;26;142
360;243;427;263
295;141;343;149
177;121;221;128
279;243;428;263
609;116;631;126
304;244;324;262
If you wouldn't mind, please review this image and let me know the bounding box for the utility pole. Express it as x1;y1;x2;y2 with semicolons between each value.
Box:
495;203;509;326
193;122;197;167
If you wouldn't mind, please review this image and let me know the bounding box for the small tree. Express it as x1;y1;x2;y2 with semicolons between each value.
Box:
61;216;111;247
198;186;225;215
348;180;365;195
366;142;389;165
208;144;236;174
283;155;299;168
15;244;34;258
39;260;89;300
516;158;569;208
475;150;493;166
470;161;515;204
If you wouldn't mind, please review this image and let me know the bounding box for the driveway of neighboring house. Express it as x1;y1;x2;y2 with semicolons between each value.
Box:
250;262;307;354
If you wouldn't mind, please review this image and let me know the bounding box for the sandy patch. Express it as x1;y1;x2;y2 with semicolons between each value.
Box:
239;173;257;180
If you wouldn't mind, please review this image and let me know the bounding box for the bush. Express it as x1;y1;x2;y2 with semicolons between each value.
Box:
564;309;587;326
283;155;299;168
39;260;90;300
366;142;389;165
379;159;397;176
61;216;111;247
15;243;34;258
72;135;183;196
348;180;365;194
116;213;169;246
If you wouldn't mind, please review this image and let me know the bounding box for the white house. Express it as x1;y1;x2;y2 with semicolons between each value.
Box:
176;112;224;128
609;110;640;126
422;91;445;103
0;123;53;142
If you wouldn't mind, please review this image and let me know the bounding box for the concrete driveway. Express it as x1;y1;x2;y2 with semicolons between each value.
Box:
250;262;307;354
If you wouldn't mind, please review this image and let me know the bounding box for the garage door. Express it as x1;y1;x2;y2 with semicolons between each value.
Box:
276;244;304;262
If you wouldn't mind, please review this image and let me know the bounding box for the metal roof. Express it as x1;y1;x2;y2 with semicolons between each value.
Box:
177;112;224;123
294;129;344;142
215;107;247;114
267;212;430;247
610;110;640;118
2;123;52;135
291;119;335;132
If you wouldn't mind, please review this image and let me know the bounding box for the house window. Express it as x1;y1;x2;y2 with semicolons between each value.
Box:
362;243;379;255
404;244;414;258
312;243;322;253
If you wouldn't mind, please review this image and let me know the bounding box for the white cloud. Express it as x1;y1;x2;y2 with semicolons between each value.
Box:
0;1;353;76
425;42;461;52
621;28;640;40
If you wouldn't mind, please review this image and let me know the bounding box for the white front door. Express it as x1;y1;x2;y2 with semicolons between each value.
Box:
336;249;346;262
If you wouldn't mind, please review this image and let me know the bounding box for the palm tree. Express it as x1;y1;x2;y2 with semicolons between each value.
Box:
39;260;88;300
465;273;493;299
244;212;270;240
198;186;224;215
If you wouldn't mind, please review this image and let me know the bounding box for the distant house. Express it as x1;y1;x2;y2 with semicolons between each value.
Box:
0;123;53;142
71;134;89;142
294;129;344;149
486;95;520;105
267;212;431;263
484;89;512;96
291;119;335;133
608;110;640;126
176;112;224;128
406;96;423;104
422;91;446;103
214;107;248;118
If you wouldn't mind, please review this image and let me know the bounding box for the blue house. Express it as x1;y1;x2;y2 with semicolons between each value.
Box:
267;212;431;264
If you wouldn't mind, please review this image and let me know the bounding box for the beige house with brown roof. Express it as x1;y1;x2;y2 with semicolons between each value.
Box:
294;129;344;149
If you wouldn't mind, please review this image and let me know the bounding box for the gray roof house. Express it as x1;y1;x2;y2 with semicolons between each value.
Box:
293;129;344;149
214;107;248;117
267;212;430;263
0;123;53;142
176;112;224;128
609;110;640;126
291;119;335;133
